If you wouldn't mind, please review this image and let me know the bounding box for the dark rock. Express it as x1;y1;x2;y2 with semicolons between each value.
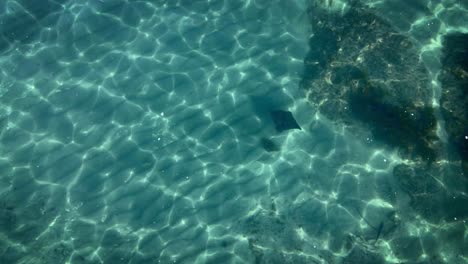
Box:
348;84;437;162
439;32;468;176
301;2;438;162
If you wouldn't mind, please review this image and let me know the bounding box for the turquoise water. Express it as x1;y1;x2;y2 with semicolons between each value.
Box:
0;0;467;263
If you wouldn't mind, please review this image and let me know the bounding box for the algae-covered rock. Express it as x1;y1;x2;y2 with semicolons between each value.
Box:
439;32;468;176
301;1;438;162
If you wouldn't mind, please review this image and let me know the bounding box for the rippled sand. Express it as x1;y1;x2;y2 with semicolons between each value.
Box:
0;0;467;263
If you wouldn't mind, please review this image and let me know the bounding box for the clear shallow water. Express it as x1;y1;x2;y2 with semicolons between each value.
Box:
0;0;466;263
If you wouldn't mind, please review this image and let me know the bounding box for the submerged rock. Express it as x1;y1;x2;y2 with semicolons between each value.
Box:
301;1;438;162
439;32;468;176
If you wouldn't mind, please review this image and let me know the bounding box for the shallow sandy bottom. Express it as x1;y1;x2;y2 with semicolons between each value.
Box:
0;0;467;263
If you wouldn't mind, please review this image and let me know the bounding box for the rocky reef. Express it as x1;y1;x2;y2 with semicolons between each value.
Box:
301;1;438;162
439;32;468;176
